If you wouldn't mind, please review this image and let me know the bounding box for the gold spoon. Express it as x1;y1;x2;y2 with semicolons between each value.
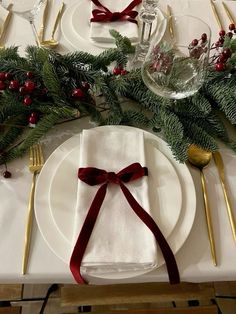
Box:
187;144;217;266
40;2;65;48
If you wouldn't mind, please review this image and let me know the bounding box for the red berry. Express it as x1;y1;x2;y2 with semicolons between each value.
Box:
219;30;226;36
0;72;6;80
3;170;11;178
217;54;227;63
120;69;128;75
81;81;90;90
201;33;207;42
219;37;225;44
26;71;34;78
215;62;225;71
229;23;235;31
191;39;198;46
30;112;38;118
9;80;20;90
222;48;232;58
23;95;32;106
72;88;84;99
0;80;6;90
226;32;233;38
4;72;12;80
28;115;37;124
19;86;27;95
24;80;36;92
113;67;122;75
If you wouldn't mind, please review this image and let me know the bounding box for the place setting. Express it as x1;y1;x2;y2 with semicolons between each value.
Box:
0;0;236;290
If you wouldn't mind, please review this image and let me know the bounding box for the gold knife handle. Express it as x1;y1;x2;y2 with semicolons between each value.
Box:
0;8;12;46
22;171;36;275
220;180;236;243
51;2;65;39
38;0;49;43
222;2;235;24
200;171;217;266
211;0;223;30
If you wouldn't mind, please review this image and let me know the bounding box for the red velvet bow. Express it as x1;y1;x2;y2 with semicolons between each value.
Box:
90;0;142;24
70;162;180;285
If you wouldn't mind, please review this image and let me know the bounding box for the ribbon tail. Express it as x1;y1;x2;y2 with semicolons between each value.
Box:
120;182;180;285
70;183;108;284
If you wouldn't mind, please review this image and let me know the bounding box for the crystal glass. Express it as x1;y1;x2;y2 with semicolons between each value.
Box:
141;15;211;99
1;0;45;46
132;0;159;67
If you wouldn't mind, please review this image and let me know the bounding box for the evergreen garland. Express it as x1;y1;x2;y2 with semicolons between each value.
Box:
1;30;236;166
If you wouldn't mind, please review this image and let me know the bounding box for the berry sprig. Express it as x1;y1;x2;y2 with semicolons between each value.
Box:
209;23;236;72
188;33;208;59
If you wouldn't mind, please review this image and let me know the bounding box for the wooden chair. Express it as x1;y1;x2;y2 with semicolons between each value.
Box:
0;284;22;314
61;282;219;314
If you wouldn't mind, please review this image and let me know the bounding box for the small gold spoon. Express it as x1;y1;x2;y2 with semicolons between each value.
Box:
40;2;65;49
187;144;217;266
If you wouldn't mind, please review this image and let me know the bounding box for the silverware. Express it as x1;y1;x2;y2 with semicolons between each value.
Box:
38;0;49;43
40;2;65;48
167;5;174;39
0;3;13;48
222;2;235;24
22;144;44;275
211;0;223;30
213;151;236;244
188;145;217;266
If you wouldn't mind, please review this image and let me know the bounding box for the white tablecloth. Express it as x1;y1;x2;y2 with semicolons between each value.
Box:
0;0;236;284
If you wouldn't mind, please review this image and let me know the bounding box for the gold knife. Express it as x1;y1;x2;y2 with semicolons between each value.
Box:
38;0;49;43
0;3;13;47
222;2;235;25
213;151;236;243
210;0;223;30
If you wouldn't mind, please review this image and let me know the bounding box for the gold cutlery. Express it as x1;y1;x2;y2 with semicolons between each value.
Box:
41;2;65;48
213;151;236;244
211;0;223;30
38;0;49;43
187;145;217;266
166;4;174;39
222;2;235;25
0;3;13;48
22;144;44;275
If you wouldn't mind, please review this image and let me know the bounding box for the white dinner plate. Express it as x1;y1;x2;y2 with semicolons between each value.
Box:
35;126;196;280
61;0;166;52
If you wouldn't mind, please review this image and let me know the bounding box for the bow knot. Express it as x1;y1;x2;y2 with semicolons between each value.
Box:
106;171;120;184
90;0;142;24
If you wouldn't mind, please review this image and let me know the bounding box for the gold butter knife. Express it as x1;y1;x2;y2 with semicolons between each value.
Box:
222;2;235;25
211;0;223;30
0;3;13;48
38;0;49;43
213;151;236;243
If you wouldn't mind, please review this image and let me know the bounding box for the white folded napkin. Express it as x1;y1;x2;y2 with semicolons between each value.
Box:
89;0;140;43
73;129;158;276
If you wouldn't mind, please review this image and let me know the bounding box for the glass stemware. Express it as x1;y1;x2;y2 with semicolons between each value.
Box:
141;15;211;100
1;0;45;46
132;0;159;67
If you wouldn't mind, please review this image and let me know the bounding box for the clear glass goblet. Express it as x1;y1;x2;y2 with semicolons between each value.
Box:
141;15;211;100
1;0;45;46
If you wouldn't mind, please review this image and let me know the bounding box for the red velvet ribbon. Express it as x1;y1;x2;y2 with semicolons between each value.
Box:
90;0;142;24
70;162;180;285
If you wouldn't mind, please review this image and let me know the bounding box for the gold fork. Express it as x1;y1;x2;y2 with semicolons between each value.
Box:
22;143;44;275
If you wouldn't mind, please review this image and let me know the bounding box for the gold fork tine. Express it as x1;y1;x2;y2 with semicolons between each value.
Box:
22;143;44;275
